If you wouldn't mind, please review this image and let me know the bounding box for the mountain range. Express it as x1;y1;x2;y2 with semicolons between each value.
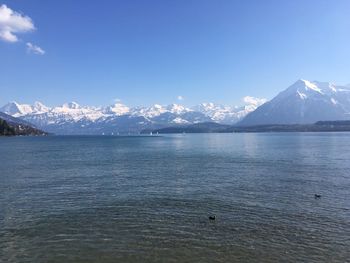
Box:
2;79;350;135
0;98;264;135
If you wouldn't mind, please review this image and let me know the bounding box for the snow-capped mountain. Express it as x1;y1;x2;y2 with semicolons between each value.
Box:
192;96;267;124
0;101;40;117
0;98;263;134
4;79;349;133
239;79;350;126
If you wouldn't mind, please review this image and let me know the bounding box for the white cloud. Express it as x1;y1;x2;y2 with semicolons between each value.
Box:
0;4;35;42
177;95;184;101
26;42;45;55
243;96;267;106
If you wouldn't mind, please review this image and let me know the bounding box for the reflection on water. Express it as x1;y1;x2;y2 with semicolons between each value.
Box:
0;133;350;262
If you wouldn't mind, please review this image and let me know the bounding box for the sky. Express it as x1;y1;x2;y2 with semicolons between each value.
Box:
0;0;350;107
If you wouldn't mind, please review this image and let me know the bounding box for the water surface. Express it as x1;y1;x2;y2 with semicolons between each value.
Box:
0;133;349;262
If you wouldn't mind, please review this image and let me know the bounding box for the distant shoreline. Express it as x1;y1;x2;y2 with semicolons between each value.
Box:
146;121;350;134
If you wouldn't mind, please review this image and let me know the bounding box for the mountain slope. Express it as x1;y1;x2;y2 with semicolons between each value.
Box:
239;80;350;126
0;112;48;136
0;118;16;135
0;111;34;126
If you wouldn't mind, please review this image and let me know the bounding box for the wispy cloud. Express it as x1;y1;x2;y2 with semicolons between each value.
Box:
243;96;267;106
0;4;35;42
177;95;184;101
26;42;45;55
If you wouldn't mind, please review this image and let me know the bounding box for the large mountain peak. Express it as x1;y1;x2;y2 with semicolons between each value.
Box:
0;101;34;117
239;79;350;126
282;79;323;99
299;79;321;91
33;101;50;113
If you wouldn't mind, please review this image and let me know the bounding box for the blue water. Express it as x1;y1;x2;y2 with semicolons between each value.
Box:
0;133;349;262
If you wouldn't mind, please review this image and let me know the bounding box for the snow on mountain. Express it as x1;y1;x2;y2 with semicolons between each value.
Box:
131;104;167;118
192;103;235;123
0;101;54;117
1;100;259;125
130;104;191;118
50;102;105;122
192;97;266;124
239;79;350;126
33;101;50;113
1;101;35;117
4;79;350;133
0;97;266;134
166;104;190;114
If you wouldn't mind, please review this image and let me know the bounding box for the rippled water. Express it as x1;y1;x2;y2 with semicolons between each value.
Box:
0;133;349;262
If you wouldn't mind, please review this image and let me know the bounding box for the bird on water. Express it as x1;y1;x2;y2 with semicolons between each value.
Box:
314;194;321;199
209;215;216;220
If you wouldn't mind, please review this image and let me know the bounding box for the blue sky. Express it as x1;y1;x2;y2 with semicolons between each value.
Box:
1;0;350;107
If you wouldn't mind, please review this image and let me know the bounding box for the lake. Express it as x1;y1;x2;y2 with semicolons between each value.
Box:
0;133;349;262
